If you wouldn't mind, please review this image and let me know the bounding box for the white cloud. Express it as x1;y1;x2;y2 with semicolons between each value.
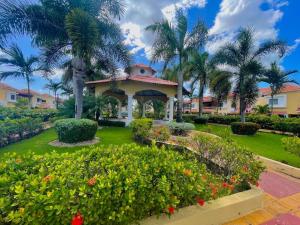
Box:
206;0;286;56
121;0;207;59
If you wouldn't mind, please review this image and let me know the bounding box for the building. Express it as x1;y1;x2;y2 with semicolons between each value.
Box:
183;97;219;114
86;64;186;125
0;83;18;107
0;82;57;109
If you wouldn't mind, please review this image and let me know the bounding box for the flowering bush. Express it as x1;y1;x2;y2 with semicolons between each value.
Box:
0;144;232;224
130;118;153;141
54;119;98;143
150;125;171;142
282;136;300;156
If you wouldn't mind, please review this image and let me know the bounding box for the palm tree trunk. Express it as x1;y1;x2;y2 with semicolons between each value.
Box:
26;76;32;109
54;91;58;109
240;97;246;123
72;57;86;119
176;70;184;122
198;82;204;117
270;93;274;115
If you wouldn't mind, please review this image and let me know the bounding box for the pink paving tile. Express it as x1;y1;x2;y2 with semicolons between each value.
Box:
259;171;300;198
261;213;300;225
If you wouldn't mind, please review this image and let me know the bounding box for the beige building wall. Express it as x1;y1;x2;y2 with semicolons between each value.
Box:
0;87;17;107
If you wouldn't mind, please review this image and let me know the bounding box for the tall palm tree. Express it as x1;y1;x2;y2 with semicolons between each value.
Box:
0;44;40;108
184;51;211;116
260;62;298;114
211;28;286;122
146;9;208;122
0;0;130;118
45;79;62;109
209;70;232;113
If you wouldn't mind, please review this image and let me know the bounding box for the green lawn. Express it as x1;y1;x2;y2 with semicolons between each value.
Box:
195;124;300;168
0;127;134;156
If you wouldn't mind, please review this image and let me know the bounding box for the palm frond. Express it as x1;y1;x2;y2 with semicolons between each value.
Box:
253;40;286;59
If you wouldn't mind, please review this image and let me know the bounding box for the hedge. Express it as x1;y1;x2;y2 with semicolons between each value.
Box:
194;116;208;124
54;119;98;143
0;144;232;225
231;122;260;135
0;118;43;147
98;119;126;127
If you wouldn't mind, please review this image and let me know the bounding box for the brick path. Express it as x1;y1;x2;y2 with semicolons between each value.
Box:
224;171;300;225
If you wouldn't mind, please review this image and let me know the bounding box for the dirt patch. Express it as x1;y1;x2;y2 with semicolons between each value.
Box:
49;137;100;148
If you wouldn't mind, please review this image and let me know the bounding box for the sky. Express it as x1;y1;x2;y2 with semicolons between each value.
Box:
0;0;299;95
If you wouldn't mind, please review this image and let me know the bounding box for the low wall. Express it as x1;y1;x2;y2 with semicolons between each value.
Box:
141;187;263;225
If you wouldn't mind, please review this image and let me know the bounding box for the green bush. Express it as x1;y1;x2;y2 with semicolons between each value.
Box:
273;122;300;136
0;144;231;225
150;125;171;142
0;107;58;121
98;120;126;127
231;122;260;135
192;134;265;188
54;119;98;143
282;137;300;156
130;118;153;141
208;115;240;124
168;122;195;136
247;115;273;129
194;116;208;124
182;114;198;123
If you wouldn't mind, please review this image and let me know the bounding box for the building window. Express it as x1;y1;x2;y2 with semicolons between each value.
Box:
269;98;278;106
191;103;196;109
37;98;44;104
140;69;145;74
7;93;16;102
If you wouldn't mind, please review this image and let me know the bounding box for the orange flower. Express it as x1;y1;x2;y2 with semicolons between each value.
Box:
230;176;237;184
15;159;22;164
43;175;53;183
87;177;96;187
183;169;192;177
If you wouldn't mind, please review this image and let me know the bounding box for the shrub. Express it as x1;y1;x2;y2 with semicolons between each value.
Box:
54;119;98;143
98;119;126;127
182;114;197;123
0;144;231;225
231;122;260;135
247;115;273;129
194;116;208;124
168;122;195;136
192;134;265;189
208;115;240;124
273;122;300;136
150;125;171;142
130;118;153;141
282;137;300;156
0;107;58;121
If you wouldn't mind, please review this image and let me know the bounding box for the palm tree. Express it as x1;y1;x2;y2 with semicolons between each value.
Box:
45;79;62;109
0;0;130;119
61;84;73;98
0;44;40;108
253;105;270;114
260;62;298;114
184;52;211;116
209;70;232;113
146;9;208;122
211;28;286;122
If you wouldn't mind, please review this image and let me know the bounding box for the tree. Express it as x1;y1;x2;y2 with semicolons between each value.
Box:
0;0;130;118
184;52;211;116
45;79;62;109
260;62;298;113
0;44;40;108
146;9;207;122
253;105;270;114
209;70;232;113
211;28;286;122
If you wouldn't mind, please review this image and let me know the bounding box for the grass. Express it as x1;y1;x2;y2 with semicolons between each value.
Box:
0;127;134;156
195;124;300;168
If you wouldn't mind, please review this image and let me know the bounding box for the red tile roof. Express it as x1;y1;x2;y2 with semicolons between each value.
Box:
131;64;156;73
18;89;42;96
192;96;215;103
0;82;19;92
86;75;177;86
259;85;300;95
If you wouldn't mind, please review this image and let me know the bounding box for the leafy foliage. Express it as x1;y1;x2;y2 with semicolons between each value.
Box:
150;125;171;142
282;137;300;157
231;122;260;135
0;144;231;224
54;118;97;143
98;120;125;127
130;118;153;141
194;116;209;124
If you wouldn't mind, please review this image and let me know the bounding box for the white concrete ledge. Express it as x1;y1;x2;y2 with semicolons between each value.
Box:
141;187;263;225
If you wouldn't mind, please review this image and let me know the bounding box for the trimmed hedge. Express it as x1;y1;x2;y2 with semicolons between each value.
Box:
98;119;126;127
231;122;260;135
0;144;231;225
0;118;43;147
54;119;98;143
194;116;208;124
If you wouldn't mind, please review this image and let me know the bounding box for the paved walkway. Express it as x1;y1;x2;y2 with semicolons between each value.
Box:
224;170;300;225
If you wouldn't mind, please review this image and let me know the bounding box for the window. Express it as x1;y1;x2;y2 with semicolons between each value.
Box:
191;103;196;109
7;93;16;102
37;98;44;104
269;98;278;106
140;69;145;74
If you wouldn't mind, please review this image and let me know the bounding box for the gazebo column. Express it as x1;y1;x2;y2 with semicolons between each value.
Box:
117;100;122;119
164;101;169;120
126;94;134;125
168;97;174;121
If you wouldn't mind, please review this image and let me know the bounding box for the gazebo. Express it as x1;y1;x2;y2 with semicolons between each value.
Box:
86;64;182;125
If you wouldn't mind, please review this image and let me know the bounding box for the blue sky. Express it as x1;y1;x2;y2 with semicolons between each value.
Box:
1;0;299;95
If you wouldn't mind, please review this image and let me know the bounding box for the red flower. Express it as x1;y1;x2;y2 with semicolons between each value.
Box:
256;182;259;187
222;182;228;188
168;206;175;215
196;197;205;206
87;177;96;186
71;213;83;225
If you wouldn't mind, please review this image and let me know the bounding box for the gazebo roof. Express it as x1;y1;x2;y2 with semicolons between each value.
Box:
86;75;178;86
